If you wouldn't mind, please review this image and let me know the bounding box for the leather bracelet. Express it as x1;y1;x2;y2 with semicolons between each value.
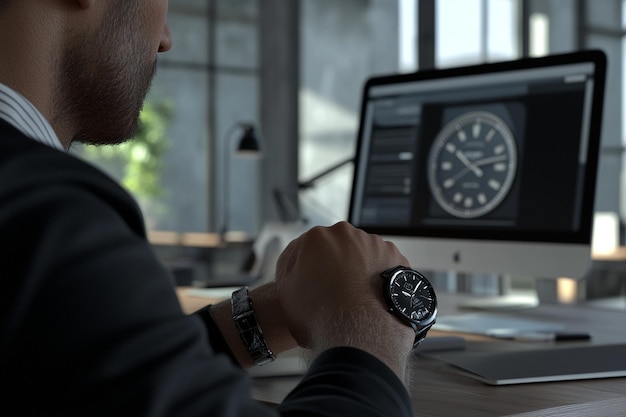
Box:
231;287;275;365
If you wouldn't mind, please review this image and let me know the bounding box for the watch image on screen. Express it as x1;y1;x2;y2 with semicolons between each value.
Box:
427;110;518;219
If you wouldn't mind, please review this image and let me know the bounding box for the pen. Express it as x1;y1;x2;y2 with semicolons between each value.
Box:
508;332;592;342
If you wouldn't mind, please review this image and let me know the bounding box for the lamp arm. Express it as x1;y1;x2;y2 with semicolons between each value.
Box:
298;157;354;189
220;122;260;237
221;135;230;237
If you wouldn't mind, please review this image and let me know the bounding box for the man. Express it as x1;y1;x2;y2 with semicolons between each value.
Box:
0;1;417;416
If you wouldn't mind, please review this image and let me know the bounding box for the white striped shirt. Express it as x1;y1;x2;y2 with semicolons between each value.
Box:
0;82;64;150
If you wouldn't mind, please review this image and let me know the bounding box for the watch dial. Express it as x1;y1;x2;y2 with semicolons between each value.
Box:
389;270;436;323
427;110;517;218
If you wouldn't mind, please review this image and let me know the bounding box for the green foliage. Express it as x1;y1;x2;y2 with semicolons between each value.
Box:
76;100;174;229
82;101;173;200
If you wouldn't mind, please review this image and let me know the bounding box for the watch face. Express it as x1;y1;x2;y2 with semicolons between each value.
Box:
387;269;437;324
427;110;517;218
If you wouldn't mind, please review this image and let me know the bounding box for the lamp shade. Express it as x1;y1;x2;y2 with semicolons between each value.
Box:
221;122;262;237
236;125;262;156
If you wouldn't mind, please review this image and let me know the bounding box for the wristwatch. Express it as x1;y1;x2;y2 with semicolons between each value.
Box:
231;287;275;365
381;266;438;347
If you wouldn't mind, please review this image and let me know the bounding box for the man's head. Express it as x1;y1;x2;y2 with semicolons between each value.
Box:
55;0;172;146
0;0;172;148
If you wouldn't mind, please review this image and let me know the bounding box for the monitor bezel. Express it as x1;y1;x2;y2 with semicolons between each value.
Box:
348;50;607;246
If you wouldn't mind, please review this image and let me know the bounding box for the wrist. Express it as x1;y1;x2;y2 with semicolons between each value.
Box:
308;305;415;380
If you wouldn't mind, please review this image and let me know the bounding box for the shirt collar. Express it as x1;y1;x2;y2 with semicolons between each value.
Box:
0;83;64;151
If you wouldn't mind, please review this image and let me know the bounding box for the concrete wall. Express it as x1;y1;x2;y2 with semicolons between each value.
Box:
299;0;400;225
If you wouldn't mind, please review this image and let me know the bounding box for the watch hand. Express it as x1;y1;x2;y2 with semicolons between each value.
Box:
402;290;412;297
443;154;509;189
473;154;508;167
455;150;483;177
446;166;473;185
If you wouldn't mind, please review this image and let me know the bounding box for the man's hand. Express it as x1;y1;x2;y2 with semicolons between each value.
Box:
275;221;415;379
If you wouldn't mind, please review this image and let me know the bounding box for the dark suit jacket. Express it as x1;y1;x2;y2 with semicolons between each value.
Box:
0;122;413;417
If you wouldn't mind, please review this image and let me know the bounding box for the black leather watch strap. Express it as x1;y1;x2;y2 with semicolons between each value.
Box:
231;287;275;365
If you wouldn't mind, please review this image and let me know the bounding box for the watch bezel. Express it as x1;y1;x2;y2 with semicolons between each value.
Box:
383;266;438;331
426;110;518;219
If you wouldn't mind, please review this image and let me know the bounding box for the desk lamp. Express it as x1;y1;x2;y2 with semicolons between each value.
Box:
271;157;353;224
297;157;353;190
221;122;262;240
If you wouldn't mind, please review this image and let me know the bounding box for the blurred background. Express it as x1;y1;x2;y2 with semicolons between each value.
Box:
69;1;626;301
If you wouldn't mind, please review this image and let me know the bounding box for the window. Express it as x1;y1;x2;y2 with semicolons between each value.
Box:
299;0;402;225
73;0;261;237
436;0;520;68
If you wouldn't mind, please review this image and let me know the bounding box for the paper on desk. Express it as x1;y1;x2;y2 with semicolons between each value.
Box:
433;313;564;337
502;397;626;417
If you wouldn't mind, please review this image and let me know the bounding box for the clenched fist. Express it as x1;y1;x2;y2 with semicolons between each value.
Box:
275;222;415;379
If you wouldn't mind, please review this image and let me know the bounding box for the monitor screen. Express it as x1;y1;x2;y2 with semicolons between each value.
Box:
348;50;606;279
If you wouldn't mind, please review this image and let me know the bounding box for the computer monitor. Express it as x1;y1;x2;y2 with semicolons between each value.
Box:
348;50;606;280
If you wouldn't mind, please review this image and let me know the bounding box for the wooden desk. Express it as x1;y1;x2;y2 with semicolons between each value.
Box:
407;341;626;416
176;287;224;313
177;288;626;416
405;293;626;416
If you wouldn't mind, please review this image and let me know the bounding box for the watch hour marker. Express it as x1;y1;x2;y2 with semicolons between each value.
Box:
472;122;481;138
457;130;468;142
494;144;505;155
446;143;456;153
485;129;496;142
478;193;487;205
494;162;507;172
464;197;473;208
489;179;501;190
453;192;463;203
443;178;455;189
442;161;453;171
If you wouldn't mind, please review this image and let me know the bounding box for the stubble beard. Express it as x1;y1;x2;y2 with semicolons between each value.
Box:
56;7;158;146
